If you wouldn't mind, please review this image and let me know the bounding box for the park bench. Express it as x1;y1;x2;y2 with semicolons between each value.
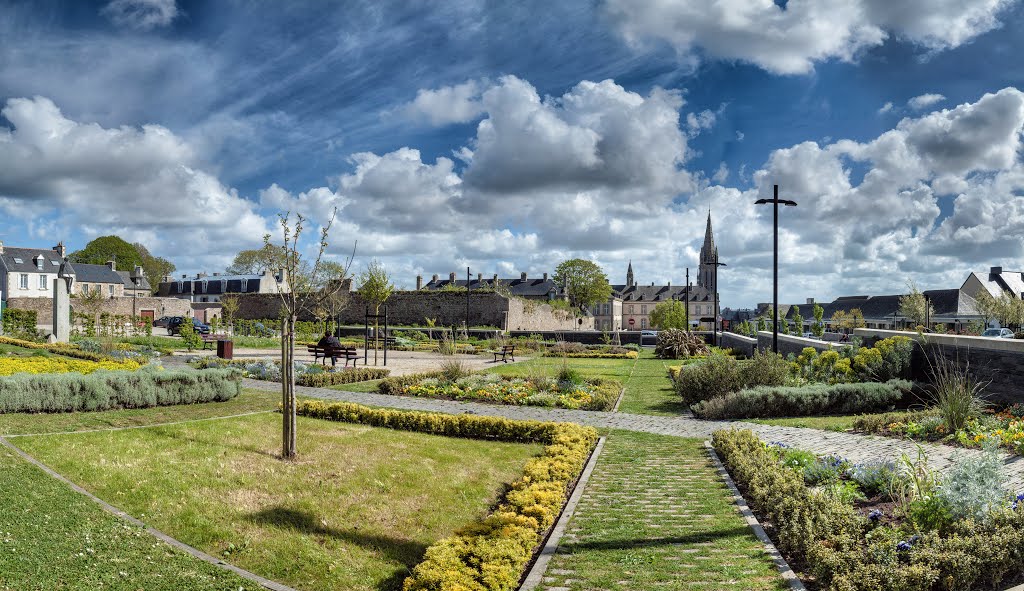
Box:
490;345;515;363
201;334;221;350
307;344;360;367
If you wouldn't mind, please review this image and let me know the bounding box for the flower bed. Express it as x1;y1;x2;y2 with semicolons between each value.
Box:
855;406;1024;456
395;372;621;410
543;343;638;359
713;428;1024;590
294;400;598;591
0;335;113;362
188;357;389;387
0;356;142;376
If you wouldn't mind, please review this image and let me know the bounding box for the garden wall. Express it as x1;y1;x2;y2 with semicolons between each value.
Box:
7;296;190;329
720;332;757;357
234;291;592;331
756;331;836;357
855;328;1024;405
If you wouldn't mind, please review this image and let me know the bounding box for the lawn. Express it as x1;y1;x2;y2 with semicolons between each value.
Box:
542;430;786;590
0;388;280;435
745;413;869;432
615;350;689;416
0;444;251;591
0;343;53;357
483;354;635;381
16;413;542;591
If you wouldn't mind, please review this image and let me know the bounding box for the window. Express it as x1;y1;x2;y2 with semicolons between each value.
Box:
240;279;248;292
39;274;47;289
108;285;115;297
603;304;609;315
13;258;23;264
641;305;647;314
80;283;88;294
19;274;28;289
628;305;633;314
93;284;102;295
35;256;43;270
201;280;207;293
641;318;647;329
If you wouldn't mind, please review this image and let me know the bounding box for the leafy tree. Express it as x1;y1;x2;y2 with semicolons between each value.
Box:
757;315;768;332
357;260;394;366
69;236;144;270
898;281;934;327
178;318;202;351
225;244;288;275
832;308;865;331
132;243;176;294
649;300;687;330
778;317;790;334
812;303;825;337
220;296;239;334
553;259;612;314
973;289;1024;328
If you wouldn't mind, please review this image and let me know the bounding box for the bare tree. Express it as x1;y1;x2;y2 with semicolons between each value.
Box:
266;210;355;459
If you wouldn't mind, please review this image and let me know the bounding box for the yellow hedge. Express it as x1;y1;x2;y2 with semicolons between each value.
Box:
0;356;141;376
667;365;682;381
0;336;110;362
294;400;598;591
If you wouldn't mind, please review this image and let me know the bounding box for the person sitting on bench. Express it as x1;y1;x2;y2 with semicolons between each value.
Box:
316;331;342;366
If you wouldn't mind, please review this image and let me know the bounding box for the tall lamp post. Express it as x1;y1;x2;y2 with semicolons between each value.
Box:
466;266;471;335
684;267;690;333
755;184;797;354
709;261;726;346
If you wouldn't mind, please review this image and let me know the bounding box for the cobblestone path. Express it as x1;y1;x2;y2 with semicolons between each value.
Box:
242;378;1024;492
538;432;786;591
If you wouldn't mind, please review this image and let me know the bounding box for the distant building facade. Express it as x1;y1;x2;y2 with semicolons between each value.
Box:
418;271;564;301
157;270;289;303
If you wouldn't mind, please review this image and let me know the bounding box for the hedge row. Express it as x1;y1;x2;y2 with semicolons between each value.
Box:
378;371;446;396
0;368;241;414
713;429;1024;591
295;400;598;591
691;379;911;419
296;368;390;387
542;351;639;359
0;336;110;362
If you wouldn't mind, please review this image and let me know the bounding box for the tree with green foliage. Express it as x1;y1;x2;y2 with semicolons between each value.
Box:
757;315;768;332
791;305;804;335
357;260;394;366
178;318;202;351
649;300;688;330
225;244;288;275
132;242;176;294
973;289;1024;329
812;302;825;337
898;281;934;327
553;259;612;314
69;236;144;270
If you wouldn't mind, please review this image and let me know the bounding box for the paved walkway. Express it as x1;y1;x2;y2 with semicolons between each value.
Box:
242;378;1024;492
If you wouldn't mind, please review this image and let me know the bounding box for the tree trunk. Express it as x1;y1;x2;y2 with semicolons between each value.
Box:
373;308;379;366
281;313;297;459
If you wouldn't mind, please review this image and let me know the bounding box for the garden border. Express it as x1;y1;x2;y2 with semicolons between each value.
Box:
704;440;806;591
0;435;297;591
518;436;606;591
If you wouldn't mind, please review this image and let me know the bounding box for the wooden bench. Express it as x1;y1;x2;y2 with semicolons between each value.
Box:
307;344;359;367
490;345;515;363
201;334;220;350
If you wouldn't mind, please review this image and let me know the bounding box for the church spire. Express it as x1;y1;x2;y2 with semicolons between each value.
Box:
697;211;718;291
626;260;634;287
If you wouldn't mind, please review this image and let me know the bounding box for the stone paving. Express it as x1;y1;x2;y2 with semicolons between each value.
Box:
240;378;1024;492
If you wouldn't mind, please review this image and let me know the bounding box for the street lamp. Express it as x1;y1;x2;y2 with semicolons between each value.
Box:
684;267;690;333
755;184;797;354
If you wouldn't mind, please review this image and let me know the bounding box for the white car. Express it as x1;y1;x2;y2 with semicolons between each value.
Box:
641;330;658;337
981;328;1015;339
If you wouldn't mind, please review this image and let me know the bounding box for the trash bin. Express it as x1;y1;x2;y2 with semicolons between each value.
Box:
217;339;234;360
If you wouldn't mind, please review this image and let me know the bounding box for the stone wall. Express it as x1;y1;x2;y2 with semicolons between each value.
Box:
855;328;1024;405
756;331;836;357
234;291;591;331
7;296;190;329
720;332;757;357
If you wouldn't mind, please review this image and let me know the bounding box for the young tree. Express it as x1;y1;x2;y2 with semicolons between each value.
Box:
791;305;804;335
649;300;687;330
973;290;1024;328
757;315;768;332
220;296;239;334
178;319;202;351
357;260;394;366
265;210;354;459
898;281;934;327
812;302;825;337
553;259;612;314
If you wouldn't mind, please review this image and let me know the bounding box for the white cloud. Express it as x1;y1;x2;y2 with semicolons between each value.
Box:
101;0;179;30
878;101;894;114
401;80;486;126
908;93;946;110
606;0;1013;74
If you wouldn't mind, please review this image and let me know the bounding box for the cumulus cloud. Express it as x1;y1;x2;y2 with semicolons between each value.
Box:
401;80;486;126
606;0;1013;74
878;101;894;114
101;0;179;30
908;93;946;110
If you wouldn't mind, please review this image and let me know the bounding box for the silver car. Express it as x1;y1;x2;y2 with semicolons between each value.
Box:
981;328;1015;339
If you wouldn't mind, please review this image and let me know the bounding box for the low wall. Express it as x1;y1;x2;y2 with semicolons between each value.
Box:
7;296;190;329
756;331;835;357
720;332;757;357
855;328;1024;405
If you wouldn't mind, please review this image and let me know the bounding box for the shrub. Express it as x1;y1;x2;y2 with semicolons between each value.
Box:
178;320;202;351
1;309;39;340
0;356;142;377
927;353;987;433
547;341;586;355
936;443;1008;524
0;368;240;413
439;357;472;382
296;367;390;387
675;351;743;405
848;460;899;498
0;336;111;362
655;329;709;359
378;371;446;395
294;400;598;591
691;380;910;419
852;409;940;433
739;349;789;388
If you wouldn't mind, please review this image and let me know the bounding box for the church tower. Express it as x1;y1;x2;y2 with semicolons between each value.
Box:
698;212;718;293
626;260;634;287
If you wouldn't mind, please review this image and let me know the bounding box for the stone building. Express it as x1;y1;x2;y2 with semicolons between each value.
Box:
418;271;564;301
1;242;129;302
157;270;289;303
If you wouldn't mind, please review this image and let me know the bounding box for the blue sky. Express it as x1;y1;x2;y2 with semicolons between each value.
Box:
2;0;1023;307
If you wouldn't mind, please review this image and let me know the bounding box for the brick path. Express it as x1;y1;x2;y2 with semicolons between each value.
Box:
241;378;1024;492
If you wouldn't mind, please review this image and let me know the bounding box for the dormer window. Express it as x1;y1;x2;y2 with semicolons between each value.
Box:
177;280;184;292
35;256;44;270
221;279;227;292
201;280;208;293
240;279;248;292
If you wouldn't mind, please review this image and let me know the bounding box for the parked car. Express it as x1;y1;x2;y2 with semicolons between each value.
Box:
981;328;1015;339
641;330;658;337
153;316;173;328
166;316;211;336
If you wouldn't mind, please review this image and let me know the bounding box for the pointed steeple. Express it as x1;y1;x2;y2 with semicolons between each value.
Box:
626;260;634;287
697;211;718;290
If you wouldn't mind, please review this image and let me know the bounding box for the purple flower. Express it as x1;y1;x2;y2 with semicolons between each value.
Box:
896;541;912;552
868;509;883;521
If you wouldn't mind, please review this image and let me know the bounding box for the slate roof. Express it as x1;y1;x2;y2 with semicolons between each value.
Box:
73;263;125;285
158;275;264;297
0;247;64;273
785;288;979;321
421;277;561;298
116;270;152;292
613;283;714;302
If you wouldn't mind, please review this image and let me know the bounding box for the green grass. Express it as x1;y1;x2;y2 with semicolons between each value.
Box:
0;343;53;357
616;350;689;416
331;378;385;393
0;445;251;590
0;388;280;436
543;430;786;590
745;411;895;432
17;413;542;591
483;355;634;380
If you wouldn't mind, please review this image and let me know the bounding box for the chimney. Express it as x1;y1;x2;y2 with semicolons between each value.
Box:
667;280;671;287
449;272;456;282
162;275;173;283
416;275;423;290
493;274;498;282
542;272;548;281
0;240;4;254
277;267;288;284
212;272;220;277
991;266;1003;276
106;260;116;271
807;298;815;305
197;272;208;279
477;273;482;281
52;242;65;258
520;272;527;281
181;274;187;279
431;274;439;282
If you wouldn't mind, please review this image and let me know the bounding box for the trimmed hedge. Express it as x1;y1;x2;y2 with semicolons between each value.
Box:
692;379;911;419
0;336;110;362
378;371;446;395
296;368;390;387
0;368;241;414
294;400;598;591
713;429;1024;591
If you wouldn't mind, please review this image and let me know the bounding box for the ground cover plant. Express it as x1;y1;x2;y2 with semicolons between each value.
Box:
0;355;142;376
691;380;911;419
0;335;118;362
189;356;390;387
713;428;1024;591
0;444;252;590
542;341;638;359
15;411;546;591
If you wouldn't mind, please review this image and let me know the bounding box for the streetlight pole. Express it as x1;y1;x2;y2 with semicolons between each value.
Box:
755;184;798;354
684;267;690;333
466;266;470;335
709;261;727;347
